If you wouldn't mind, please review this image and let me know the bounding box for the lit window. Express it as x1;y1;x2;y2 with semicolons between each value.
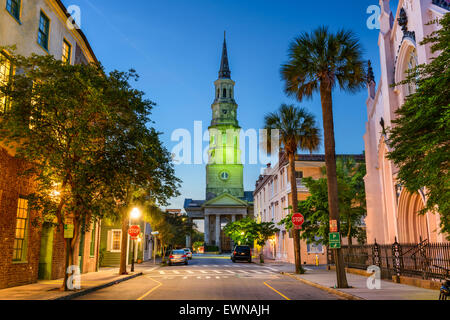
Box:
0;53;13;114
6;0;21;21
110;230;122;252
38;12;50;51
13;197;29;261
62;40;72;64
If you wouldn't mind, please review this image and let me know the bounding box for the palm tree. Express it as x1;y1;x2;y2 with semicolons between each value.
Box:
281;26;366;288
263;104;321;274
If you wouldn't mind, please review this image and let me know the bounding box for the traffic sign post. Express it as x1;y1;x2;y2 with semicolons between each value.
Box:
292;213;305;230
329;232;341;249
128;225;141;272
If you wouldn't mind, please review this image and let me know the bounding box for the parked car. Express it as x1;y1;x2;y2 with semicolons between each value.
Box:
183;248;193;260
168;249;188;266
231;245;252;263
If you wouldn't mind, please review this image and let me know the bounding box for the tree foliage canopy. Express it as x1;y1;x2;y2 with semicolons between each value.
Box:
387;13;450;238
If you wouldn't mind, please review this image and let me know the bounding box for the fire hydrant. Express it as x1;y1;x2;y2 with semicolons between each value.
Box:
315;254;319;266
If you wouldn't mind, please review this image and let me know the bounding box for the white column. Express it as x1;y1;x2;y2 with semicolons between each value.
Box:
215;215;221;251
204;215;210;245
232;214;236;222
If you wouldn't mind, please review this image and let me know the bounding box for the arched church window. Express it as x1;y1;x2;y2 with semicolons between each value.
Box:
223;88;227;98
217;88;219;98
405;48;418;96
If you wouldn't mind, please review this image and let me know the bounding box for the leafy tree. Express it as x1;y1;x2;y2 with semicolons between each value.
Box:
387;13;450;239
0;53;179;289
279;158;367;247
223;217;258;246
281;26;366;287
224;218;279;263
263;103;321;274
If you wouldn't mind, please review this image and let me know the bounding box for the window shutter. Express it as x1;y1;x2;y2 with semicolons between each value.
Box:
107;230;111;252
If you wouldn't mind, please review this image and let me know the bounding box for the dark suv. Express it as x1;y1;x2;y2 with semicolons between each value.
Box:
231;245;252;263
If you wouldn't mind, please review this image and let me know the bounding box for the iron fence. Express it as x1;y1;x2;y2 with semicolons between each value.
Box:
327;239;450;280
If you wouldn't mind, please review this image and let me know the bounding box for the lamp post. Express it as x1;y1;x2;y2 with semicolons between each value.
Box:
130;207;141;272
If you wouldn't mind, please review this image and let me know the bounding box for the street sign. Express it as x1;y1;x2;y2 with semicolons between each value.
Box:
292;213;304;230
64;217;74;239
128;225;141;239
330;220;338;233
64;223;74;238
329;232;341;249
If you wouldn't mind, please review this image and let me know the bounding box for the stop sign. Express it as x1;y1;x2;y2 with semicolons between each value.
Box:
128;225;141;238
292;213;304;229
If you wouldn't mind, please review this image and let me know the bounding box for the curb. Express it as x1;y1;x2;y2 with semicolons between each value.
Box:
281;272;364;300
53;272;143;300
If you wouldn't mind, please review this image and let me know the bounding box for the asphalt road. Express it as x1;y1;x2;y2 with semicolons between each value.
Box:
75;255;341;300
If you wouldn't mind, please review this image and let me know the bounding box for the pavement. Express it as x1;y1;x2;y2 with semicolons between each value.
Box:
256;260;440;300
73;254;342;300
0;262;158;300
0;254;440;300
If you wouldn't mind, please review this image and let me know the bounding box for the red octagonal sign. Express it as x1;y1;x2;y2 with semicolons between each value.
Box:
292;213;305;230
128;225;141;238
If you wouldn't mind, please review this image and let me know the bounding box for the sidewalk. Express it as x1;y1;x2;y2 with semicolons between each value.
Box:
268;261;439;300
0;261;159;300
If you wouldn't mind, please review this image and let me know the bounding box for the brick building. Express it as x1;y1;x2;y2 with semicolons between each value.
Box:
0;0;98;289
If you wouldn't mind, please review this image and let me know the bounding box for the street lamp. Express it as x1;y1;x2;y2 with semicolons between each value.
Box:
130;207;141;272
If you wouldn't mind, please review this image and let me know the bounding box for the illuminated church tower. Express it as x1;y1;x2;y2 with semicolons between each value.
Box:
206;33;244;200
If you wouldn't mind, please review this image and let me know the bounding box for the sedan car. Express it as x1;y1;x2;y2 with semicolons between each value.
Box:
183;248;193;260
231;245;252;263
168;249;188;266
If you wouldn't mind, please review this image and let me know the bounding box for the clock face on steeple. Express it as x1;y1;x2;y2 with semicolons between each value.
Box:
219;171;230;181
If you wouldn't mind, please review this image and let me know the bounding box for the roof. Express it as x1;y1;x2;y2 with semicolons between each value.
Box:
183;199;206;209
218;32;231;79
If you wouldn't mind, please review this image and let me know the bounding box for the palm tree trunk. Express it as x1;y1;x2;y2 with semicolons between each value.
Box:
319;81;349;288
288;152;304;274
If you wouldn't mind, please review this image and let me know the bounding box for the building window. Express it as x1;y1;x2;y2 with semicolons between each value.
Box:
38;11;50;51
405;48;418;96
89;222;96;256
62;39;72;64
13;197;29;262
307;237;323;254
223;88;227;98
6;0;21;21
108;229;122;252
0;53;13;114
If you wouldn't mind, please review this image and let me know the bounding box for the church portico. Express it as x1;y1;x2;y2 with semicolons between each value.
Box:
184;33;253;252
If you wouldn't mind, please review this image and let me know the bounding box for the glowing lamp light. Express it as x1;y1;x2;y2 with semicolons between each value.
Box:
130;207;141;220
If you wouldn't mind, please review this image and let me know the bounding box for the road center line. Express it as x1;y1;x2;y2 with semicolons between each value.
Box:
137;277;163;300
263;281;290;300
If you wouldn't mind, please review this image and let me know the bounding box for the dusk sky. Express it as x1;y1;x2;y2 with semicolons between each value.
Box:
61;0;400;212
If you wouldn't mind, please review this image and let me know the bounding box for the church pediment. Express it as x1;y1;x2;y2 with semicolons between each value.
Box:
202;193;248;207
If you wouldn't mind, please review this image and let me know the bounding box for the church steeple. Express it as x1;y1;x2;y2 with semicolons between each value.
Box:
218;31;231;79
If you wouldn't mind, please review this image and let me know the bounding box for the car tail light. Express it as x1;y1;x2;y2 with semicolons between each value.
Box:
233;251;236;255
182;255;186;258
169;255;174;259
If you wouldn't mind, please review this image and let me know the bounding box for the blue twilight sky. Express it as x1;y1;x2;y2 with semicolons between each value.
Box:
61;0;399;211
